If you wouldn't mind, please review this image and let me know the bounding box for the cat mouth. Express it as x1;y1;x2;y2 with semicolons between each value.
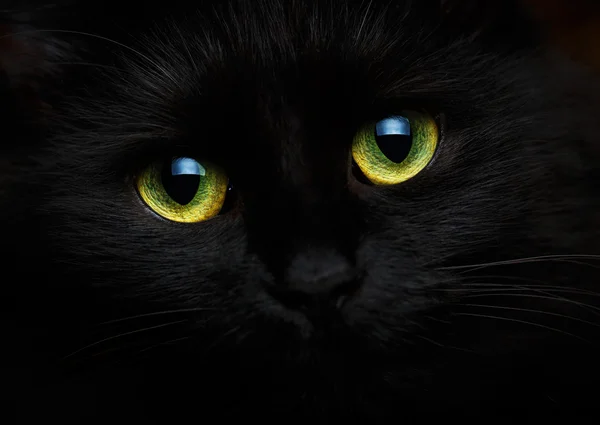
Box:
267;278;360;308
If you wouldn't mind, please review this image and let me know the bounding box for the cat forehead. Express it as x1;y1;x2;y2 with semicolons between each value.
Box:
116;0;441;117
129;0;431;77
105;4;408;126
108;0;532;117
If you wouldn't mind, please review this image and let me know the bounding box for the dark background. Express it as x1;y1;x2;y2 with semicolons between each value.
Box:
526;0;600;70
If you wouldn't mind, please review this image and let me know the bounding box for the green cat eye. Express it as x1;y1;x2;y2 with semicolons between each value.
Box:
352;111;438;185
136;157;228;223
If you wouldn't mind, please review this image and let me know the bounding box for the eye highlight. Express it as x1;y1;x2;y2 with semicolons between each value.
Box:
136;157;228;223
352;111;439;185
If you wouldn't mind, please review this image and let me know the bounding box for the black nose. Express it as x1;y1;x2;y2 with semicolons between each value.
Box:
269;248;359;312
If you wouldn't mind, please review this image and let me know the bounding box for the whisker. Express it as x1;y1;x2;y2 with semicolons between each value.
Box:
451;312;590;343
63;320;187;360
414;335;445;347
437;254;600;272
459;275;548;285
136;336;192;356
412;334;475;354
204;324;243;354
513;284;600;318
456;303;600;328
459;293;600;315
423;315;452;325
99;308;215;326
455;259;600;274
441;285;600;297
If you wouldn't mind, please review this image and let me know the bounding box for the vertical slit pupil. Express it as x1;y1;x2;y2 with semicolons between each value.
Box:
375;116;412;164
162;157;203;205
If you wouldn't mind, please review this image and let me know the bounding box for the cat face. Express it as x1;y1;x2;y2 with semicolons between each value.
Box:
2;0;600;421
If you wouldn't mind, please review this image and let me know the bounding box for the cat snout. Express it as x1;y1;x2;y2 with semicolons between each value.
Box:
267;248;361;314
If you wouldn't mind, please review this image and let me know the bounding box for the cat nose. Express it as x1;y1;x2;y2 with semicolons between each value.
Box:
270;248;359;312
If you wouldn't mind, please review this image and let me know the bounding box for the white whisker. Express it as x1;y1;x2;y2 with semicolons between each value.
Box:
437;254;600;272
456;303;600;328
63;320;187;359
459;293;600;315
99;308;215;325
452;312;590;343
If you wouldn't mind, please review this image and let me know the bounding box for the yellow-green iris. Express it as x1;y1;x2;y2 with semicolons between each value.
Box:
136;157;228;223
352;111;438;185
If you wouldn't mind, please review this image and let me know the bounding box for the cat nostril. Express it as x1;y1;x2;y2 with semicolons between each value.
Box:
284;249;356;295
266;248;361;313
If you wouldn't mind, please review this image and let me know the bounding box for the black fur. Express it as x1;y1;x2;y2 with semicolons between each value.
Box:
2;1;600;423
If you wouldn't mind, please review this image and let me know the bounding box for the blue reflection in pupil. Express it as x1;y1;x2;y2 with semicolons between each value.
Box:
374;116;412;164
162;157;203;206
171;157;205;176
375;116;410;137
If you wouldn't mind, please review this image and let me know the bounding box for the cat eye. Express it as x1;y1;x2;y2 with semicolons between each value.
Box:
351;111;439;185
136;157;228;223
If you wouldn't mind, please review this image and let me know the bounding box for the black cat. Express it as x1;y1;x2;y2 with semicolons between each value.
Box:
2;1;600;423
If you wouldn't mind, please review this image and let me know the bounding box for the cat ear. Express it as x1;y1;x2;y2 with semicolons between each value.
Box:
435;0;539;49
